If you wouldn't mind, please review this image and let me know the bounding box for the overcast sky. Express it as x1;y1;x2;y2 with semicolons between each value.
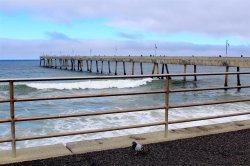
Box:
0;0;250;59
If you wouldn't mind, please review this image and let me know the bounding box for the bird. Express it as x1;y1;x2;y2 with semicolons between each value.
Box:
132;141;145;155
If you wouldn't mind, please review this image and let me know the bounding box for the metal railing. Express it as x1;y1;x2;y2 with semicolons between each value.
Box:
1;71;250;157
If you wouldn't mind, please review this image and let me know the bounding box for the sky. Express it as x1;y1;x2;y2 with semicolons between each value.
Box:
0;0;250;59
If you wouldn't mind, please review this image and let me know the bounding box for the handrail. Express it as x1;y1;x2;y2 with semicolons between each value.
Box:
0;71;249;82
0;72;250;158
1;111;250;143
0;85;249;103
1;97;249;124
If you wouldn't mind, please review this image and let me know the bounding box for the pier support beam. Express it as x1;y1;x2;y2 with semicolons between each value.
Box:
71;60;74;70
156;63;159;74
96;61;99;73
152;63;156;75
194;65;197;81
132;62;135;75
77;60;79;71
86;60;89;71
140;62;143;75
101;61;103;74
165;64;171;79
55;59;57;69
115;61;118;75
161;64;165;79
237;67;241;87
79;60;83;71
123;62;126;75
59;59;62;69
224;66;229;87
90;60;92;72
184;64;187;81
108;61;111;73
65;60;68;70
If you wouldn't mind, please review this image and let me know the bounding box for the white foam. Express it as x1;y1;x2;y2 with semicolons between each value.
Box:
25;78;153;90
1;103;250;151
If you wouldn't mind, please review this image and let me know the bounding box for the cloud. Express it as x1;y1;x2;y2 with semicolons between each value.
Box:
46;32;71;40
0;38;249;59
0;0;250;38
117;32;143;40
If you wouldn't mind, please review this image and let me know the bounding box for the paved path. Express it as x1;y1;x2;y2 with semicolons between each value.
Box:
4;129;250;166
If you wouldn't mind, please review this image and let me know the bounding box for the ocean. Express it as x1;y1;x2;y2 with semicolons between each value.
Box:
1;60;250;150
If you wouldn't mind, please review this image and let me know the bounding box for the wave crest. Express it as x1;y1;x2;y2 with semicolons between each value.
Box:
25;78;153;90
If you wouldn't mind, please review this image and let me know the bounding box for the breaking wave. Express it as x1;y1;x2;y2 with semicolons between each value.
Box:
25;78;153;90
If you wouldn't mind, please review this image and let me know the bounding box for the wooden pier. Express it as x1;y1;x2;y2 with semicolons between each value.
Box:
40;55;250;86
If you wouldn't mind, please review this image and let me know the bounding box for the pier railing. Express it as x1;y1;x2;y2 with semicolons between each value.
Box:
1;72;250;157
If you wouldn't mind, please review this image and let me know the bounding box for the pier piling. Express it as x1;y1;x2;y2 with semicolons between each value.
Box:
161;64;165;79
224;66;229;87
123;62;126;75
108;61;111;73
140;62;143;75
115;61;118;75
184;64;187;81
90;60;92;72
194;65;197;81
132;62;135;75
86;60;89;71
96;61;99;73
101;61;103;74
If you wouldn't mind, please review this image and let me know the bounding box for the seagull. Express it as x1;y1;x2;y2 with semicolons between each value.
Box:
132;141;144;155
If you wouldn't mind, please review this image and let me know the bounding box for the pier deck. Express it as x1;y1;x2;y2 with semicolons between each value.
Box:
40;56;250;67
40;55;248;85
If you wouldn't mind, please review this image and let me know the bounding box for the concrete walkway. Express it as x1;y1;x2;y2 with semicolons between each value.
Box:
1;120;250;165
4;128;250;166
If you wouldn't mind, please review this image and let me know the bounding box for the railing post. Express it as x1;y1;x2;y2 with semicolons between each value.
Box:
9;81;16;157
165;76;169;138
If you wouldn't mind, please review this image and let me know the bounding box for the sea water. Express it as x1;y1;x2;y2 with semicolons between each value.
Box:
0;60;250;150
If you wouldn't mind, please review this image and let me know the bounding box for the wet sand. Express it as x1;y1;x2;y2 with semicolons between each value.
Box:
4;129;250;166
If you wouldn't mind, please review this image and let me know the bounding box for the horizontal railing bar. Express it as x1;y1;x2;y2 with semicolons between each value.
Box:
169;111;250;124
170;85;250;93
170;98;250;109
15;121;166;141
0;99;10;103
0;72;250;82
0;138;12;143
14;90;166;102
13;106;166;122
1;111;250;143
0;118;11;123
12;85;250;102
1;98;250;124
